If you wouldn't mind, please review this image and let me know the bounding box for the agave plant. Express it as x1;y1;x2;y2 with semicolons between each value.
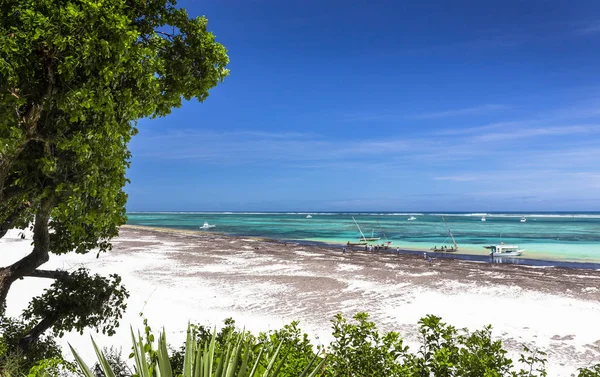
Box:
69;324;326;377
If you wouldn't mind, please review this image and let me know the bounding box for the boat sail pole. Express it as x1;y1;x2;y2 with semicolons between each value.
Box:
376;220;389;242
442;216;458;250
352;216;367;240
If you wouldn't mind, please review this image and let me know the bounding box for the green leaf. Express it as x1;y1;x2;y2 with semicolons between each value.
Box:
91;337;117;377
69;343;96;377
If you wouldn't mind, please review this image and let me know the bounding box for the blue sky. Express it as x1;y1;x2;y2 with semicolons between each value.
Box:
127;0;600;212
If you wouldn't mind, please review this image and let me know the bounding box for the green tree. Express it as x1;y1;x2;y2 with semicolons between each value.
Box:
0;0;228;353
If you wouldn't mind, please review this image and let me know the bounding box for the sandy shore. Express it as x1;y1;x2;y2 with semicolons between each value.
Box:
2;225;600;375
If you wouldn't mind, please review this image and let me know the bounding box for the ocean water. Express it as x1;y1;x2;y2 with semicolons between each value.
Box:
126;212;600;264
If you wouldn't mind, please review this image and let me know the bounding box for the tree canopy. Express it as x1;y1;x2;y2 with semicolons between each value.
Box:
0;0;228;353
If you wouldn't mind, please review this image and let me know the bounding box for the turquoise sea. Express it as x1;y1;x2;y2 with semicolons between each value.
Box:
127;212;600;265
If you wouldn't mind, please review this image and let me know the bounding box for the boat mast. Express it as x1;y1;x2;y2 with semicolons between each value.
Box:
376;220;388;242
352;216;367;240
442;216;458;249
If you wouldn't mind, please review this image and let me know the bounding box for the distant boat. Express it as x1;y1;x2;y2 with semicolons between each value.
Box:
485;244;524;257
306;215;312;218
199;221;216;230
347;241;368;246
520;217;526;223
352;216;380;242
430;216;458;252
376;219;393;247
481;216;486;222
408;216;417;221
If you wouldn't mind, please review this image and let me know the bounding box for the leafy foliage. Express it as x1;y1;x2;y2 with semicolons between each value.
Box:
23;269;129;338
578;364;600;377
411;315;516;376
0;0;228;354
0;316;62;370
71;323;326;377
1;0;228;253
257;321;318;376
25;357;77;377
92;347;131;377
66;313;597;377
326;312;409;376
0;317;77;376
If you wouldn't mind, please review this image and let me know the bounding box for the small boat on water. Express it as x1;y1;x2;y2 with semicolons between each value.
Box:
520;217;526;223
430;216;458;252
408;216;417;221
481;216;486;222
360;232;380;242
306;215;312;218
199;221;216;230
485;244;524;257
347;242;368;246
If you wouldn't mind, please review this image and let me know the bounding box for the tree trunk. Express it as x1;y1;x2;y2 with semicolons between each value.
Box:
0;197;53;315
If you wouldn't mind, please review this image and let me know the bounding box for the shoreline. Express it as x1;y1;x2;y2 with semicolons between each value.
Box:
123;225;600;270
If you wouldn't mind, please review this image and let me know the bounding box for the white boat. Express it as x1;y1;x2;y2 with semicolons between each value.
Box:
306;215;312;218
520;217;526;223
352;216;380;242
408;216;417;221
199;221;216;230
481;216;486;222
485;244;524;257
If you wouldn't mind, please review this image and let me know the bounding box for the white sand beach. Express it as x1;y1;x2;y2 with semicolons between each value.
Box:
2;226;600;376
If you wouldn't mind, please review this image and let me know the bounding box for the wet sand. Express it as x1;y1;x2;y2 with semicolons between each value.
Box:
117;226;600;372
120;225;600;300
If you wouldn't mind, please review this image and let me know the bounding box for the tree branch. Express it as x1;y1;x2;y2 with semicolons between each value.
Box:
18;315;58;353
0;196;54;314
23;269;69;280
155;30;175;39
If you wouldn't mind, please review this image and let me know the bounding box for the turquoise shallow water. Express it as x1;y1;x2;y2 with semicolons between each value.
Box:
126;212;600;263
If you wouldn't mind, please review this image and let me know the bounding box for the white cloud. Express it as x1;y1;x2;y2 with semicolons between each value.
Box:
576;21;600;35
410;104;508;119
471;124;600;142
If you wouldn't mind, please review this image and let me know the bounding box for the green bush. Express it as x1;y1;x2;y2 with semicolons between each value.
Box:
7;312;600;377
0;316;77;376
326;312;410;376
578;364;600;377
71;321;325;377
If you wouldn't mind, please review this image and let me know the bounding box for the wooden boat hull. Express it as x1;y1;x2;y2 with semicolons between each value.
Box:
430;248;458;252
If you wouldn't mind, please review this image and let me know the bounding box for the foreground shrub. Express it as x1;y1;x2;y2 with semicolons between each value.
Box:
326;312;410;376
579;365;600;377
70;323;325;377
0;316;77;376
18;313;600;377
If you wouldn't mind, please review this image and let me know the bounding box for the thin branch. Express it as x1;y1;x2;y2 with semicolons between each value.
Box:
24;269;69;280
155;30;175;39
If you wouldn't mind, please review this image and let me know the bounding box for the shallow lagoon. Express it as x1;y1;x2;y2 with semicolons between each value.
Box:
127;212;600;263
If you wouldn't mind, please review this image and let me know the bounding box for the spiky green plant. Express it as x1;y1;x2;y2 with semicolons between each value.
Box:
69;324;326;377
